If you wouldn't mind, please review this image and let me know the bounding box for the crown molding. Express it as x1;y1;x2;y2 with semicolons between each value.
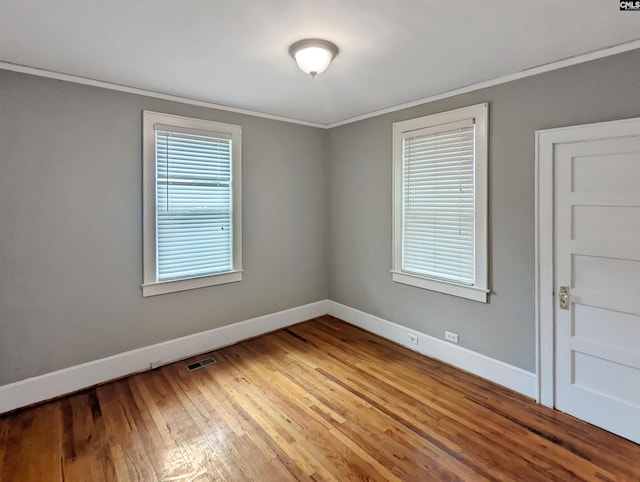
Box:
325;39;640;128
2;38;640;130
0;61;325;129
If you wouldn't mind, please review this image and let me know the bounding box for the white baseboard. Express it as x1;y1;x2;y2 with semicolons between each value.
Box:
0;300;329;414
0;298;537;414
327;301;537;399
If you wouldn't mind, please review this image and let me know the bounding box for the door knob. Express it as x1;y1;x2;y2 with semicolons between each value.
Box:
559;286;570;310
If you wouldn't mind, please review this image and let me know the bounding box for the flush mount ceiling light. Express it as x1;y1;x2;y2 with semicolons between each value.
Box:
289;39;339;78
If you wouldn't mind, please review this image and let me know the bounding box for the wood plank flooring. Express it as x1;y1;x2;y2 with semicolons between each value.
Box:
1;316;639;481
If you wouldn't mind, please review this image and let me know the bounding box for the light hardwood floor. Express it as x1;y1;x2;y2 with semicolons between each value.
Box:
1;316;639;481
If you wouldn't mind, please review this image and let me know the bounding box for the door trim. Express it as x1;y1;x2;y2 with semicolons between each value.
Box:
535;116;640;407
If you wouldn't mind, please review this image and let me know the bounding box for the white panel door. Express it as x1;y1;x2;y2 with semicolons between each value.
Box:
555;133;640;444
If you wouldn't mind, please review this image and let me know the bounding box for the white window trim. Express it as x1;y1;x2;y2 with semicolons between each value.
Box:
392;103;489;302
142;111;242;297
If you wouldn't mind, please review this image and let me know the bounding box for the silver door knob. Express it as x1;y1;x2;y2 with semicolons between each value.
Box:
559;286;570;310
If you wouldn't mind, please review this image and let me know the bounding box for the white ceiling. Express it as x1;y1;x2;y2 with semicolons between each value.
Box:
1;1;640;126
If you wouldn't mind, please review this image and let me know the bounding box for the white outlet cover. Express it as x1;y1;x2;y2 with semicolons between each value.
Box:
445;331;459;344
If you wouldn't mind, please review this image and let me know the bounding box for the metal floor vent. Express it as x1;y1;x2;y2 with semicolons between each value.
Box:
186;358;217;372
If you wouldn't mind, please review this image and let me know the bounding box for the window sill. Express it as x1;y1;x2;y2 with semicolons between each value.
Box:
391;271;489;303
142;270;242;297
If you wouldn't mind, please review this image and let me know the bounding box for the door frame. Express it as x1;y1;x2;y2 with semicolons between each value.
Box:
535;116;640;407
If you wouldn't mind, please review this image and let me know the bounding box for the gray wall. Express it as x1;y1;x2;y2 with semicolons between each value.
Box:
2;48;640;387
327;48;640;372
0;70;328;385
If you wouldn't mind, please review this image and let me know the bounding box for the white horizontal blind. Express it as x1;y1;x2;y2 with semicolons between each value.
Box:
155;129;233;281
402;124;475;285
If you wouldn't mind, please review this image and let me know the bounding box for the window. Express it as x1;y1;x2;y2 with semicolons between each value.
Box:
142;111;242;296
392;103;489;302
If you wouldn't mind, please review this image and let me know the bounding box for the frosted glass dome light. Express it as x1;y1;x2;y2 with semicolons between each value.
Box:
289;39;339;78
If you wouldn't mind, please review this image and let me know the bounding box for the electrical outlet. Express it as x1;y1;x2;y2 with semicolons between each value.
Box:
407;333;419;345
445;331;459;344
150;360;162;369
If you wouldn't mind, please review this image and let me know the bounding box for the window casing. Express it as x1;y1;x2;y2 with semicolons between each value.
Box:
142;111;242;296
392;103;489;302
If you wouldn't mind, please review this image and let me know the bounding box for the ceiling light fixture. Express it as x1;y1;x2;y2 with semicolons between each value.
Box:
289;39;339;78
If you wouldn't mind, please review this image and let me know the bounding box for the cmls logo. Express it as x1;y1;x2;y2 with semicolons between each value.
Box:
620;1;640;10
